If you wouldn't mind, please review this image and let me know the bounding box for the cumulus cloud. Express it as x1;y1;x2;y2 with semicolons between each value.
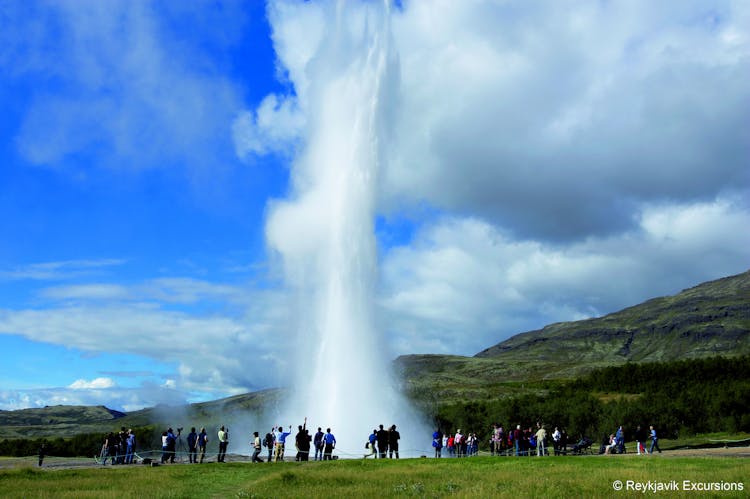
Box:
380;196;750;354
378;0;750;241
232;93;305;157
68;377;115;390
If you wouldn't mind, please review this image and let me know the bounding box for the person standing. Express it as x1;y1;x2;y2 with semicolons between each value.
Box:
264;430;275;462
197;427;208;463
648;425;662;454
295;417;308;461
166;428;177;463
513;425;522;456
446;434;455;457
274;425;292;462
125;429;136;464
217;426;229;463
313;427;325;461
160;431;169;464
454;429;464;458
38;443;46;467
635;425;646;455
187;427;198;463
376;424;389;459
535;426;547;456
299;424;311;461
388;425;401;459
252;431;264;463
323;428;336;460
552;427;561;456
432;429;443;458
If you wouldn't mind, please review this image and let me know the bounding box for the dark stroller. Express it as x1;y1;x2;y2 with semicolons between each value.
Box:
571;436;593;454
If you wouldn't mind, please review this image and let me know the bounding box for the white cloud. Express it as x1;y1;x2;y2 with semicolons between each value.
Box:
0;278;292;405
4;0;245;173
379;196;750;355
0;382;189;412
232;93;305;157
68;377;115;390
379;1;750;241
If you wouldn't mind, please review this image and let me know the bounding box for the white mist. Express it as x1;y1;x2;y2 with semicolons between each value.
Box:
265;1;427;456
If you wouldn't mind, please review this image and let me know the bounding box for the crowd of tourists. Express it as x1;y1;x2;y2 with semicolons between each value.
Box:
99;427;137;465
431;422;662;457
98;419;662;464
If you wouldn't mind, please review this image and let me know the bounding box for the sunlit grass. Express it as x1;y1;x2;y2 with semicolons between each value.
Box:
1;454;747;498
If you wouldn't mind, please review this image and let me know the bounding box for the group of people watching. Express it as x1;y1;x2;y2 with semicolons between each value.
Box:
251;418;338;462
431;422;663;457
100;427;136;465
432;423;560;457
364;424;401;459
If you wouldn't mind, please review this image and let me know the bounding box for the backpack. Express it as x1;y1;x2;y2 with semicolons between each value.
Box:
263;433;273;448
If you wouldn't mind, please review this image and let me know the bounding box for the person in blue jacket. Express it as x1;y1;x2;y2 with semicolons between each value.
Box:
323;428;336;460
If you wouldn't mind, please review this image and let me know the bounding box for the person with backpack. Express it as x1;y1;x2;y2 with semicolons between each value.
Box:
251;431;264;463
313;427;325;461
432;429;443;458
263;430;275;462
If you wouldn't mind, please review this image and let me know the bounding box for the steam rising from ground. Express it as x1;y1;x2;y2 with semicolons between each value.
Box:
265;1;428;456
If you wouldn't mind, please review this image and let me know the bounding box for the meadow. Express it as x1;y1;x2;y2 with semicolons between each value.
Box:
1;453;747;498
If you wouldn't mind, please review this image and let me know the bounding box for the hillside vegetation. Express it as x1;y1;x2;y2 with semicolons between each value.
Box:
397;270;750;402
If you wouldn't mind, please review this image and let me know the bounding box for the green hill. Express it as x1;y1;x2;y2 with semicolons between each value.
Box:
396;270;750;402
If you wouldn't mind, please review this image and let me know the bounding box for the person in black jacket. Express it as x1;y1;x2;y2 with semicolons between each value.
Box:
376;424;389;458
388;425;400;459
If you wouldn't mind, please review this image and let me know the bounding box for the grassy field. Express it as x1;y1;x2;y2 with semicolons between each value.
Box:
1;454;748;498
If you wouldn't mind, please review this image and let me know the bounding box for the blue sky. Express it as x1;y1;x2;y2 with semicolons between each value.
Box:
1;0;749;412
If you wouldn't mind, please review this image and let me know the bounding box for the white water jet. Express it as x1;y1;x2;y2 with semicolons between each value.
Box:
266;1;427;456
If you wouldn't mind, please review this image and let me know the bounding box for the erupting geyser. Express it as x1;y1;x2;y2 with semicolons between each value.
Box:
266;1;426;455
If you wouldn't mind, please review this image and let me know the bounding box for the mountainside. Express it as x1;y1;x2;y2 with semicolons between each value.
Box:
397;270;750;402
476;269;750;363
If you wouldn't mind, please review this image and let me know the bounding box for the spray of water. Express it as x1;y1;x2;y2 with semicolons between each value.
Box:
265;1;428;457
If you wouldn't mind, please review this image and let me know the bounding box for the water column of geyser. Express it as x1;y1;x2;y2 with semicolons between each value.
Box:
266;2;426;456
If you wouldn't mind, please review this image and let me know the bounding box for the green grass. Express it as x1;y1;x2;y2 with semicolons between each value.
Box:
1;455;747;498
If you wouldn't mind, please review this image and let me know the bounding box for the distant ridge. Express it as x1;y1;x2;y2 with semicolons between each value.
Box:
475;269;750;363
395;270;750;401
